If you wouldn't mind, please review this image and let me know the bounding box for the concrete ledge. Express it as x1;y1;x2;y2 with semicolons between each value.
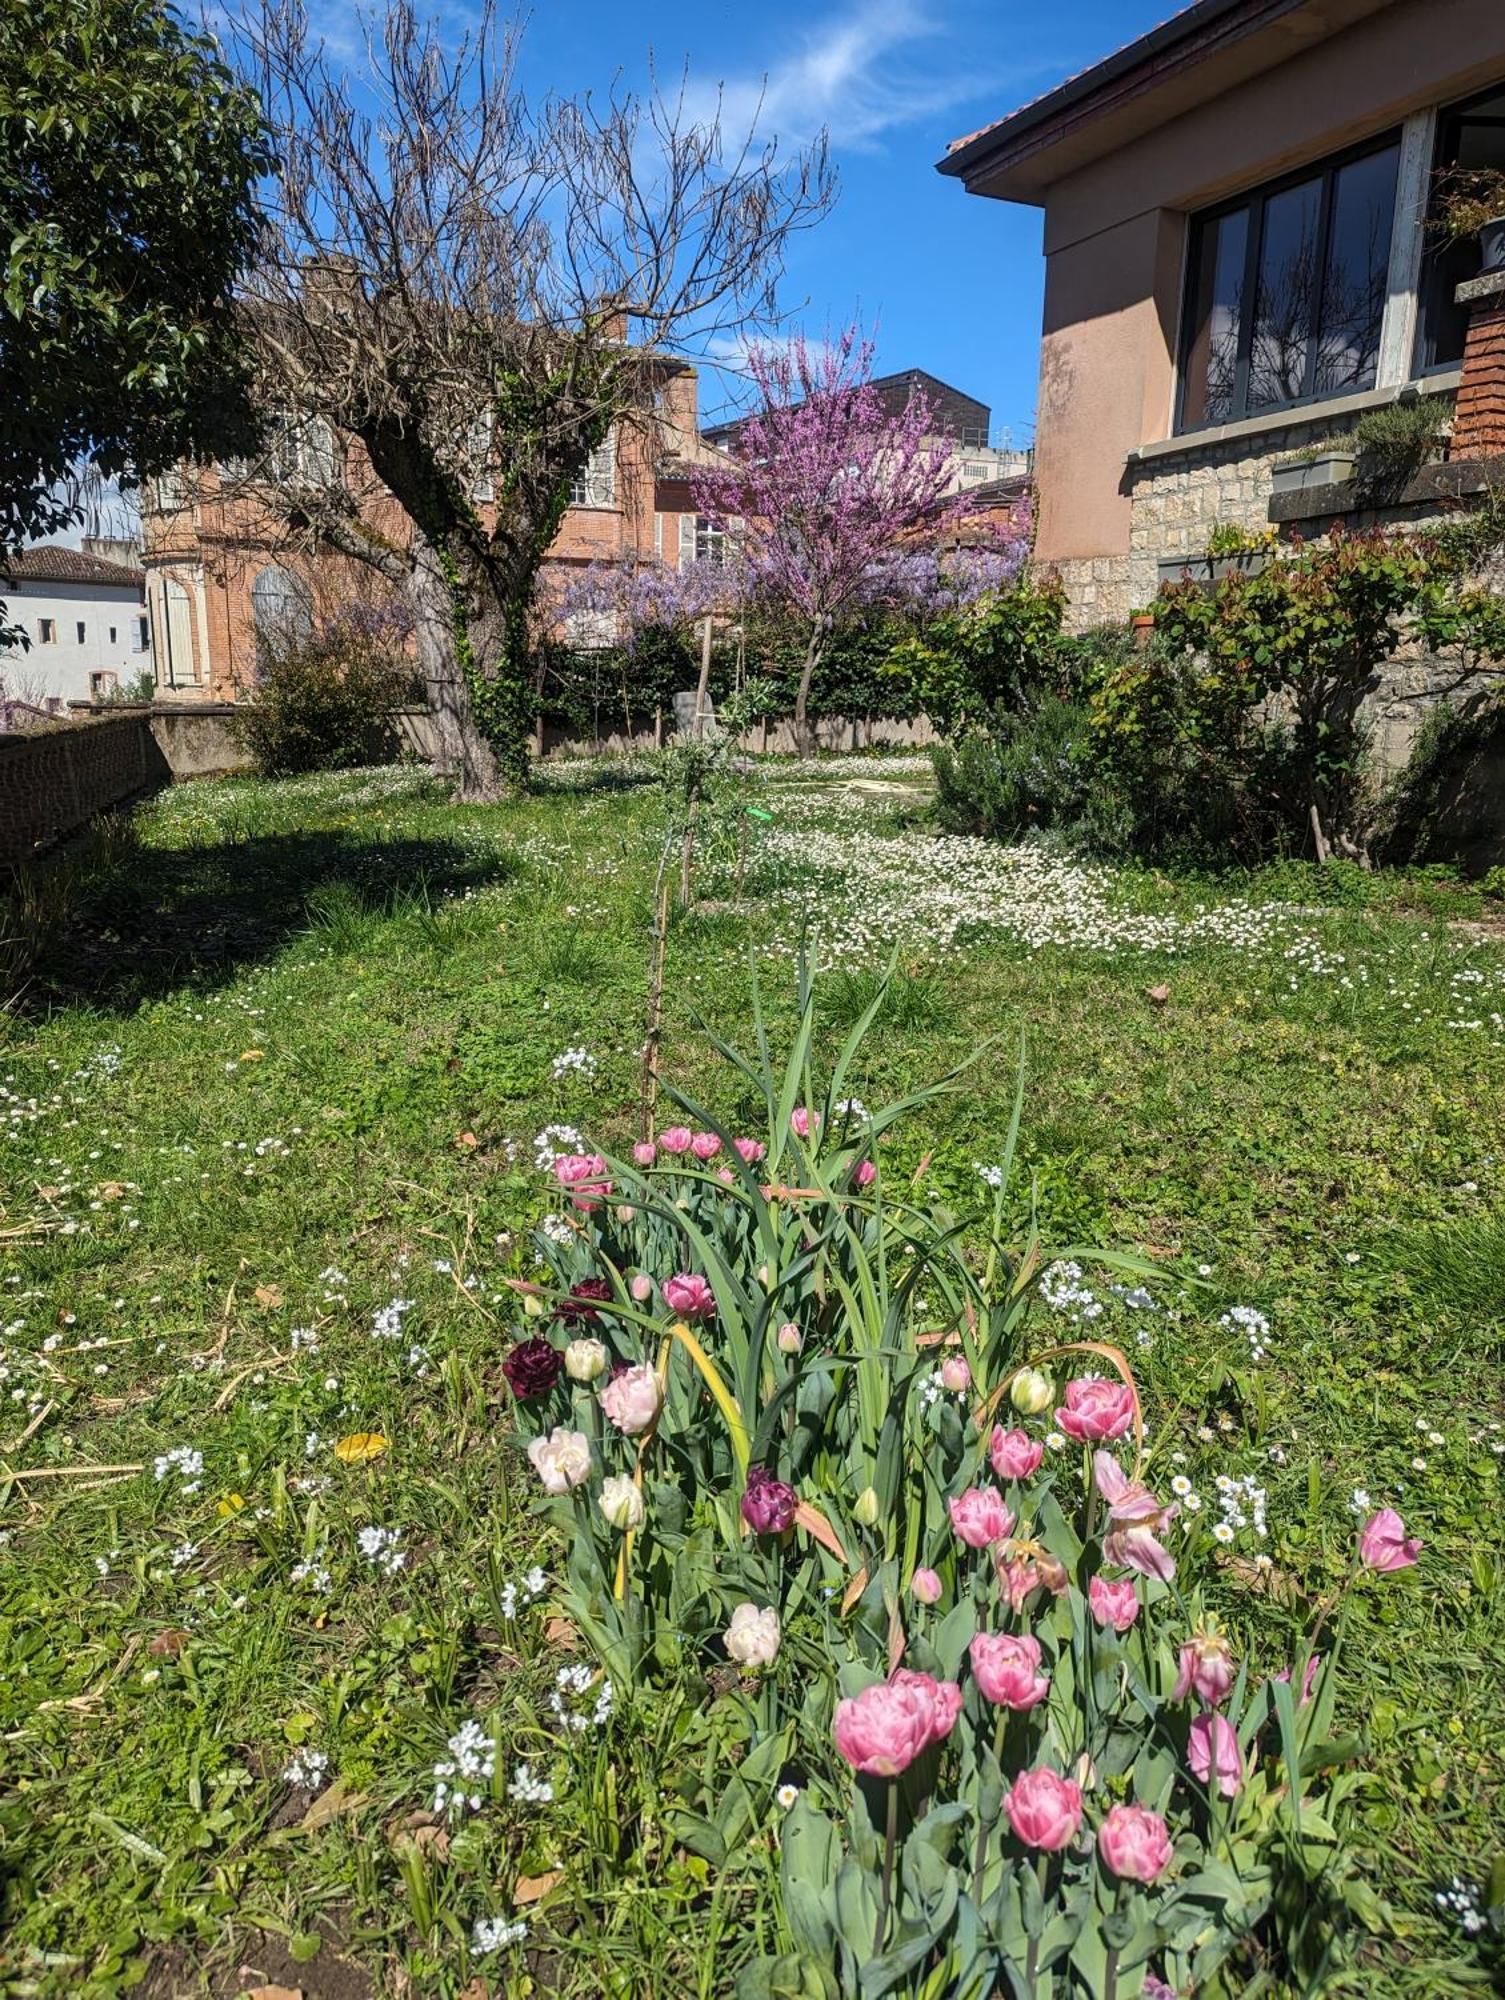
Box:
1129;371;1463;467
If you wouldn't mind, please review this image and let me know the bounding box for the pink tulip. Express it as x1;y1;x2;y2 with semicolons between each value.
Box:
1006;1768;1083;1851
629;1272;654;1304
1358;1507;1421;1572
632;1141;657;1167
1103;1523;1177;1583
909;1566;942;1605
790;1107;821;1139
890;1668;963;1741
658;1126;693;1155
1093;1451;1172;1528
948;1486;1015;1549
691;1132;722;1161
940;1354;971;1394
734;1137;767;1163
1187;1712;1244;1797
832;1671;960;1776
852;1158;877;1188
717;1166;735;1185
1274;1653;1322;1706
1173;1632;1236;1707
970;1631;1050;1711
553;1153;611;1207
991;1427;1045;1481
600;1362;663;1436
1056;1377;1135;1443
1088;1575;1139;1632
1097;1803;1173;1883
663;1273;715;1320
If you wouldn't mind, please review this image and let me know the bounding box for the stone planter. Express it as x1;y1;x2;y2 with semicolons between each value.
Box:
1270;451;1356;493
1156;550;1270;588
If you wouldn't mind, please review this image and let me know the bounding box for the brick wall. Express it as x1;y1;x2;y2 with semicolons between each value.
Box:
0;715;170;865
1452;277;1505;460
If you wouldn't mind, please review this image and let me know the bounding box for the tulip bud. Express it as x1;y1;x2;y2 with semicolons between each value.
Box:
522;1292;546;1317
910;1566;942;1605
777;1321;803;1354
939;1354;971;1394
1010;1367;1054;1415
615;1204;636;1224
629;1272;654;1304
564;1337;608;1383
598;1474;644;1530
853;1485;881;1528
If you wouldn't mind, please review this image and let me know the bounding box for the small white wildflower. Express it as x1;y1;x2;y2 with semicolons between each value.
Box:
508;1761;554;1804
282;1747;328;1788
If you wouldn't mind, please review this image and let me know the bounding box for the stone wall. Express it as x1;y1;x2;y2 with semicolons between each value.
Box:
1053;401;1505;772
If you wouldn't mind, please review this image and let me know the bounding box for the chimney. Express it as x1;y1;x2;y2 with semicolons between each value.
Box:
81;536;143;570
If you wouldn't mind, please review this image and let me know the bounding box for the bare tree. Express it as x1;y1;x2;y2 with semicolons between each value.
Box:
226;0;834;796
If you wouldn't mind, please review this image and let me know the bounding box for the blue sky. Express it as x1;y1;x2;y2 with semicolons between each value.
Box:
519;0;1176;442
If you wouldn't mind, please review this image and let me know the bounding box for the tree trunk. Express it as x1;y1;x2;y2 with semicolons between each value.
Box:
407;537;503;802
794;629;824;759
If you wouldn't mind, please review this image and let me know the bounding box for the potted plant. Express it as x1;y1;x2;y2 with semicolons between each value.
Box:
1432;166;1505;274
1271;441;1357;493
1156;523;1275;587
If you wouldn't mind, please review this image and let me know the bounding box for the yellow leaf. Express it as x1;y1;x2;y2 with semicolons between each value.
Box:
216;1493;247;1517
334;1431;387;1464
254;1284;284;1310
239;1049;265;1062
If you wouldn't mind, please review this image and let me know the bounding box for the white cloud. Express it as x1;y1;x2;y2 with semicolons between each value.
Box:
681;2;980;153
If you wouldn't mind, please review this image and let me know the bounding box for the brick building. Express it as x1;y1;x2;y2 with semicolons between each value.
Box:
139;361;722;699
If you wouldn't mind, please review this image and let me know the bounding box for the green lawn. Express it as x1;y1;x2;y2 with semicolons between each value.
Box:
0;758;1501;1997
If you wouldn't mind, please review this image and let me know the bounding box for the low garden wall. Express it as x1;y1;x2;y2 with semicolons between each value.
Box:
2;702;936;866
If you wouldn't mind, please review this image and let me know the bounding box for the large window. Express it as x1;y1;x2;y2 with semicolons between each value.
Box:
1178;134;1399;430
1416;84;1505;376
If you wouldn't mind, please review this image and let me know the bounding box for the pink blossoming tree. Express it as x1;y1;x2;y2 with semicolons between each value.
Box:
694;326;966;755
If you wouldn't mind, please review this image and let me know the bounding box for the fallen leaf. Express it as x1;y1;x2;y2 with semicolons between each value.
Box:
254;1284;284;1310
1145;984;1171;1005
239;1049;265;1062
246;1986;302;2000
411;1824;449;1859
453;1130;479;1151
299;1778;370;1829
543;1616;578;1649
147;1628;189;1658
37;1185;60;1202
514;1868;564;1905
97;1181;125;1200
334;1431;387;1464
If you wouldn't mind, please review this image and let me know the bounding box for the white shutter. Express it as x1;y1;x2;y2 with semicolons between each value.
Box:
678;513;697;566
588;431;616;507
654;511;663;557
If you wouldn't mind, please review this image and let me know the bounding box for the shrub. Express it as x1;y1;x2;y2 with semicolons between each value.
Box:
1372;694;1505;870
932;697;1094;840
235;605;418;775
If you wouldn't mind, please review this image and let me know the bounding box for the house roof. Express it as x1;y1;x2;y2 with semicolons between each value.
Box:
938;0;1392;200
701;366;990;446
3;543;146;588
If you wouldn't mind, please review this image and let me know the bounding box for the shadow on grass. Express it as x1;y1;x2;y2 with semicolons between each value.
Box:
10;826;521;1015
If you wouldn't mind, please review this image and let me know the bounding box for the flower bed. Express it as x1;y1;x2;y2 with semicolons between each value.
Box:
504;974;1421;1997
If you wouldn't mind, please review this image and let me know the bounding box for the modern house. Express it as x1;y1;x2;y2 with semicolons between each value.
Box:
0;542;153;716
702;368;1032;494
139;362;724;699
940;0;1505;630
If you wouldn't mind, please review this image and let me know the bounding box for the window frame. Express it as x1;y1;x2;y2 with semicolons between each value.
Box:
1414;81;1505;378
37;617;56;645
1176;127;1402;435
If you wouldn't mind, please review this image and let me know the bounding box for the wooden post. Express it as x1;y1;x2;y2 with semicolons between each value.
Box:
694;616;713;738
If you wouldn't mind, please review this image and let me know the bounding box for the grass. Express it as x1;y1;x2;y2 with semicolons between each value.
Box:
0;755;1502;1997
